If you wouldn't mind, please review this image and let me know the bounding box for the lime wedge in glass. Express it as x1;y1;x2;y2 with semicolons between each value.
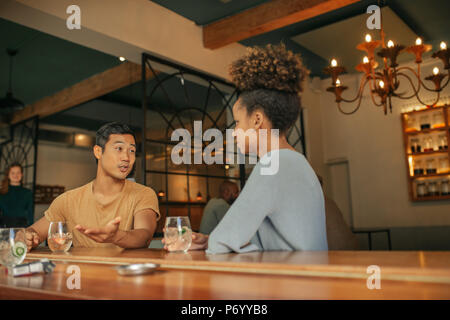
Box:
12;242;27;258
179;226;188;235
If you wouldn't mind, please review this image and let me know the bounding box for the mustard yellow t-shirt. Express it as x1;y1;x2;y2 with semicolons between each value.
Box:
45;180;160;248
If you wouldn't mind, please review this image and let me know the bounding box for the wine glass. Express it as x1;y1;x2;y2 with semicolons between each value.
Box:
47;222;73;253
0;228;27;271
164;216;192;252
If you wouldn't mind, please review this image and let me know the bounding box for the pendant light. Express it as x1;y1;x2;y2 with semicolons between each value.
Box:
0;49;25;114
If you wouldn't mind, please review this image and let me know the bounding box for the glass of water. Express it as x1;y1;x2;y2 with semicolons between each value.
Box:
0;228;27;271
164;216;192;252
48;222;73;253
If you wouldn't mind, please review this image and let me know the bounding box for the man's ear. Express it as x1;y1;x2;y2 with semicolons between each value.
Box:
253;111;264;130
93;145;102;161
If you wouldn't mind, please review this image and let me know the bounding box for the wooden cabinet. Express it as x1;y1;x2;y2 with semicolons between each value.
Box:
401;106;450;201
34;185;65;204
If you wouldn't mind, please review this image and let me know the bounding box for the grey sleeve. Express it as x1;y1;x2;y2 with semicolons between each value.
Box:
206;165;275;254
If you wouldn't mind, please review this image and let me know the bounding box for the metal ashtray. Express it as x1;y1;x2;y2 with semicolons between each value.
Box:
114;263;160;276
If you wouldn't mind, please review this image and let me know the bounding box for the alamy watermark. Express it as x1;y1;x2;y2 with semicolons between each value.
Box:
171;121;280;175
66;265;81;290
64;4;381;31
366;5;381;30
66;5;81;30
366;265;381;290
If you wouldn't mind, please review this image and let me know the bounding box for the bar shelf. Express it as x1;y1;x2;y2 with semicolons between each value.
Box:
402;105;450;202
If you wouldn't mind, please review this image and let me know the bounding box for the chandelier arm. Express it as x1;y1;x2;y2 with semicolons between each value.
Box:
339;74;371;103
441;70;450;88
422;90;442;107
397;73;441;106
396;66;437;92
365;76;385;107
368;90;385;107
337;78;385;115
394;72;423;100
337;99;362;115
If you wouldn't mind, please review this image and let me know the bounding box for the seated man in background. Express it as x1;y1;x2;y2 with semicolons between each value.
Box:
199;181;239;235
25;122;160;251
317;175;359;250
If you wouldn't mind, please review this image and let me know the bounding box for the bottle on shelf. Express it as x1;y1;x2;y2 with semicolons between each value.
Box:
426;158;437;174
410;137;421;153
438;134;448;150
416;182;427;197
441;179;450;196
420;114;431;130
424;136;434;152
427;180;439;196
413;159;424;176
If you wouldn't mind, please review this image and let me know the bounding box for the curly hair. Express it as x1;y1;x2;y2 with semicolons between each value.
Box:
229;43;307;93
229;43;309;134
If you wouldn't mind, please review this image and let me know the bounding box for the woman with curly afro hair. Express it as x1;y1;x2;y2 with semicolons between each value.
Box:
165;44;328;253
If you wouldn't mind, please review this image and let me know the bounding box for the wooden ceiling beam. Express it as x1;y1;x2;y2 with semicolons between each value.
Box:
10;62;157;124
203;0;361;49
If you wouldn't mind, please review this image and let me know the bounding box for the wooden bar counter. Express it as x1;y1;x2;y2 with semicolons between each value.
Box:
1;248;450;299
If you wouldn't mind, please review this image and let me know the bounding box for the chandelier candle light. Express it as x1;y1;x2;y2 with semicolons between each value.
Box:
324;18;449;115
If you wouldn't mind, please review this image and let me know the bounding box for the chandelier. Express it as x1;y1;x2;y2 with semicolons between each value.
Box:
323;17;450;115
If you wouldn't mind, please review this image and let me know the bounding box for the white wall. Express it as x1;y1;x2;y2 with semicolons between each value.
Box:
34;142;97;221
302;79;328;183
318;58;450;229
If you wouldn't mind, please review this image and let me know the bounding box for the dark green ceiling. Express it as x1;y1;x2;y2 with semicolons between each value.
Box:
0;18;120;106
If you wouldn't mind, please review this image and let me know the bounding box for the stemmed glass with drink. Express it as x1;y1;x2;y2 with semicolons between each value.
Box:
164;216;192;252
47;222;73;253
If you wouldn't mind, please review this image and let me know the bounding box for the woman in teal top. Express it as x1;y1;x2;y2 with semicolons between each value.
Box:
0;163;33;227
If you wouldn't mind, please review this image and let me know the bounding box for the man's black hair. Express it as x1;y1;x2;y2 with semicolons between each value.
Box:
95;122;136;149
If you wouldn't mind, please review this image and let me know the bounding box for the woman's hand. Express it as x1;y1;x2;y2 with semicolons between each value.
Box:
190;232;209;250
162;231;209;251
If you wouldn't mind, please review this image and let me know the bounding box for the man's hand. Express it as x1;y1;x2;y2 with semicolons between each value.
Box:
162;231;208;251
74;217;121;243
25;230;40;252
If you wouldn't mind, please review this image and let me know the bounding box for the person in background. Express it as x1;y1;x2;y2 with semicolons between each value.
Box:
164;44;328;254
199;181;239;235
0;163;33;227
317;175;359;250
25;122;160;251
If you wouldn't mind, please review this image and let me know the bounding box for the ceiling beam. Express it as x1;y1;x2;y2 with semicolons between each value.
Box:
203;0;361;49
10;62;157;124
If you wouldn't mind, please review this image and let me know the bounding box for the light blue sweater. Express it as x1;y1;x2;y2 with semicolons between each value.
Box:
207;149;328;254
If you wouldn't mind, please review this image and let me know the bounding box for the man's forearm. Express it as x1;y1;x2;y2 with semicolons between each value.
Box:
112;229;153;249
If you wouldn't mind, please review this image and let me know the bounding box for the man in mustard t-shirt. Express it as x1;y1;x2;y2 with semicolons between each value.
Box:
25;122;160;251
